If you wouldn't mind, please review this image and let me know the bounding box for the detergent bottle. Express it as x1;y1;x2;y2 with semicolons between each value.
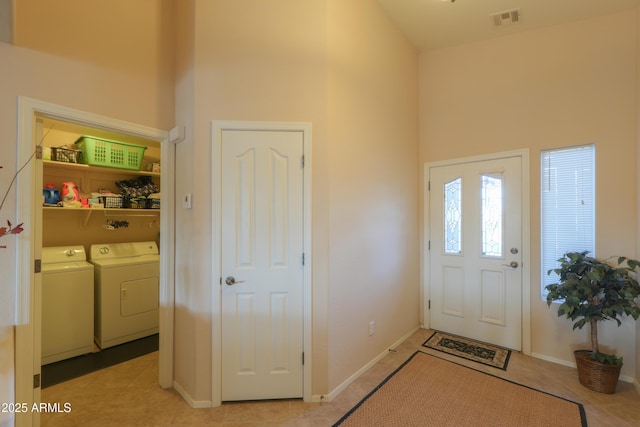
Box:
43;183;60;205
61;182;79;203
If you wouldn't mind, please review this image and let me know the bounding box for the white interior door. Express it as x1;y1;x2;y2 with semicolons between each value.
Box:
220;129;304;401
429;156;522;350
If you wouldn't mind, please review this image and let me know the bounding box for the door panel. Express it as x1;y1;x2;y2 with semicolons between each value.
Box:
443;266;464;316
221;130;304;401
479;269;505;325
429;157;522;350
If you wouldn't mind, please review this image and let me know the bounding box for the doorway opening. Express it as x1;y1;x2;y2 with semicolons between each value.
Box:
15;97;175;424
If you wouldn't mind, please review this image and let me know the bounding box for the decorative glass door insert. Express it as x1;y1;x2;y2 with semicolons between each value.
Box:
481;173;503;257
444;177;462;254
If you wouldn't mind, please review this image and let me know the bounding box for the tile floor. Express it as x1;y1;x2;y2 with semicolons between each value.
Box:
41;329;640;426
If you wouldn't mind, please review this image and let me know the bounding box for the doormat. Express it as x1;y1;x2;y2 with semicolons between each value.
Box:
422;331;511;370
333;351;587;427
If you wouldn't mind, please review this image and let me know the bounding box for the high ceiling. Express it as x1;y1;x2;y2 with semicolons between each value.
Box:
377;0;639;52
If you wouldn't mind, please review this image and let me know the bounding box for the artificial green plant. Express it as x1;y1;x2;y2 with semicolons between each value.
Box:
546;251;640;365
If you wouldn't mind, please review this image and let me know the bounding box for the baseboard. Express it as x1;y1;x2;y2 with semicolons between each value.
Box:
619;374;634;383
530;352;576;369
531;352;634;383
323;326;420;402
173;381;212;408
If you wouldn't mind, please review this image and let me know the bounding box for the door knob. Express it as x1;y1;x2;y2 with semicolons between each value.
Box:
502;261;519;268
225;276;245;286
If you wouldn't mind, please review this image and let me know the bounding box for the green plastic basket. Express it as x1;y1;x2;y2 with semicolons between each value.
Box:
76;136;147;170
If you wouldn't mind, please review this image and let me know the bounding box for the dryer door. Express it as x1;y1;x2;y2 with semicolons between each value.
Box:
120;278;159;316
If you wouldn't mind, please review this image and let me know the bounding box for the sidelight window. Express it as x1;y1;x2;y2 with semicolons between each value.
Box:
540;145;595;298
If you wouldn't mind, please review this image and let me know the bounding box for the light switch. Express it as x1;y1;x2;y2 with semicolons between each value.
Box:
183;193;192;209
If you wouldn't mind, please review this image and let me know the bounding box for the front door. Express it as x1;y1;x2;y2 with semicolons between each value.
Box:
220;129;304;400
429;156;522;350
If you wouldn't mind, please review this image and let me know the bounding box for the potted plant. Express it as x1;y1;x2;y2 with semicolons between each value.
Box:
545;251;640;394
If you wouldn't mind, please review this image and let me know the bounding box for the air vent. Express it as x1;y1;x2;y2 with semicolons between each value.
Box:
490;8;522;28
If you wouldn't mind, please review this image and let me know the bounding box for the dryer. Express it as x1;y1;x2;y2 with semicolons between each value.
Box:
89;241;160;349
42;246;94;365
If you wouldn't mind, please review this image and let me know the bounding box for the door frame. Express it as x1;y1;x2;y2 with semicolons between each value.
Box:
15;97;175;426
211;121;312;406
422;149;531;355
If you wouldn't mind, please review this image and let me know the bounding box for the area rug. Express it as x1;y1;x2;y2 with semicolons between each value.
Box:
333;351;587;427
422;330;511;370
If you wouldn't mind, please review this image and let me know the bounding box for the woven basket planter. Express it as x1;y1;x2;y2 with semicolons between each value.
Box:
574;350;622;394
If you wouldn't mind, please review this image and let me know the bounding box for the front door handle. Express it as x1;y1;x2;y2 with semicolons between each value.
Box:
502;261;519;269
225;276;245;286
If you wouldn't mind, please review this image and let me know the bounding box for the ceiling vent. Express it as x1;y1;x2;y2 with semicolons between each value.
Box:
490;8;522;28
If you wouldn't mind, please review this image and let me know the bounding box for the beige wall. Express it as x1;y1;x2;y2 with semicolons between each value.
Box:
173;0;330;401
171;0;420;401
326;0;420;390
9;0;175;128
419;11;638;378
173;0;198;401
176;0;348;404
14;0;175;97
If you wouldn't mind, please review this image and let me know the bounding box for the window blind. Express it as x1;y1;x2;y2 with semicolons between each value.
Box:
540;145;595;298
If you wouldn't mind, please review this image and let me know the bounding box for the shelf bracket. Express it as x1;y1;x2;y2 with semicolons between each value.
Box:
83;210;93;227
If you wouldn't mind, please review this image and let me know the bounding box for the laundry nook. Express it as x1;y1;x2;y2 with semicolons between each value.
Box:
39;118;162;385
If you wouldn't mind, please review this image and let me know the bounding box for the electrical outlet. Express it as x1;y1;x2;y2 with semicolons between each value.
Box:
369;321;375;336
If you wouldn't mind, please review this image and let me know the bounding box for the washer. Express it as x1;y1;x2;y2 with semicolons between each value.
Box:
89;241;160;349
42;246;94;365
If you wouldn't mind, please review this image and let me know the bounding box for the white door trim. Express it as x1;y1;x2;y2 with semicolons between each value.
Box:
15;97;175;426
422;149;531;356
211;120;312;406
